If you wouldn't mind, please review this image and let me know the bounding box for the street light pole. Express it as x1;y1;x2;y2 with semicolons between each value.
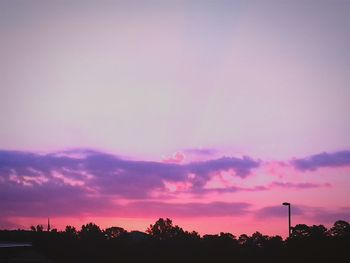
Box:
282;202;291;238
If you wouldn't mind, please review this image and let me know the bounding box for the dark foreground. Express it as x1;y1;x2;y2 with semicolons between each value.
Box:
1;218;349;263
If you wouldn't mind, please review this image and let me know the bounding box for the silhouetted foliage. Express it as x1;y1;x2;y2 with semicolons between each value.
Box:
79;222;104;240
1;218;349;263
238;233;249;245
291;224;311;238
309;224;328;238
146;218;185;240
104;226;127;240
30;224;44;232
219;232;236;240
64;225;77;239
330;220;350;238
250;231;268;247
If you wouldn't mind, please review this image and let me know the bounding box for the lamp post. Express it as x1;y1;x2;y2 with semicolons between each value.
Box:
282;202;291;238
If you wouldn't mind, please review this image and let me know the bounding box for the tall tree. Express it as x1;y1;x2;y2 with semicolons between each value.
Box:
146;218;185;240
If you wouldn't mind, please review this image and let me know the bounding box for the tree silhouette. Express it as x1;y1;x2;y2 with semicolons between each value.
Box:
266;235;283;247
64;225;77;239
291;224;311;239
30;224;44;232
146;218;185;240
104;226;127;240
238;233;249;245
250;231;268;248
330;220;350;238
79;222;104;240
1;218;349;263
219;232;236;241
309;224;328;238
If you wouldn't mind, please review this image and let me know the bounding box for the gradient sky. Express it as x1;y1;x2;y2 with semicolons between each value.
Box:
1;0;350;238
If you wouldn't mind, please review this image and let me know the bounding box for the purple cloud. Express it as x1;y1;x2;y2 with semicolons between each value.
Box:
256;205;304;218
188;156;259;188
306;207;350;223
0;149;260;218
291;150;350;171
0;175;115;217
256;205;350;224
0;149;259;198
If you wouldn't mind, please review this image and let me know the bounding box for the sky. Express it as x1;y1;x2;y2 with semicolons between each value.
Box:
0;0;350;238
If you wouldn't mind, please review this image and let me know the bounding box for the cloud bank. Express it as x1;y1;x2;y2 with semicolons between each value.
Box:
0;149;348;225
0;149;260;217
291;151;350;171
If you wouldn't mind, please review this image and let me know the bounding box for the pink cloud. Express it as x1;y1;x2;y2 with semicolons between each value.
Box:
162;151;186;164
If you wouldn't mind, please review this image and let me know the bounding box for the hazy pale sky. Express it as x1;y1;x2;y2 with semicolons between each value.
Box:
0;0;349;236
1;0;349;159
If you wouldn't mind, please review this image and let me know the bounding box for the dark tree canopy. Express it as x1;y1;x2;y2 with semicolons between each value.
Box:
30;224;44;232
79;222;104;240
104;226;127;240
330;220;350;238
146;218;185;240
64;225;77;238
1;218;349;263
291;224;311;238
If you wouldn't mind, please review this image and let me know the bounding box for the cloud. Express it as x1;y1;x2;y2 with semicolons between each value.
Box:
305;207;350;223
0;175;115;217
187;156;260;188
256;205;350;224
0;149;260;218
291;150;350;171
256;205;304;218
162;151;186;164
0;149;260;198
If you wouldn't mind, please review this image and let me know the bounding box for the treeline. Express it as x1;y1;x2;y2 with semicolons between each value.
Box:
0;218;349;263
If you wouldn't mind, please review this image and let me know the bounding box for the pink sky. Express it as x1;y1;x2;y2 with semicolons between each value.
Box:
0;0;350;238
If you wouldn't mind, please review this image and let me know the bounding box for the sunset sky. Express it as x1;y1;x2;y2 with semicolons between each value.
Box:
1;0;350;238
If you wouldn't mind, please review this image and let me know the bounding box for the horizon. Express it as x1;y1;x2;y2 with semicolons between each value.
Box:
1;216;347;238
1;0;350;239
